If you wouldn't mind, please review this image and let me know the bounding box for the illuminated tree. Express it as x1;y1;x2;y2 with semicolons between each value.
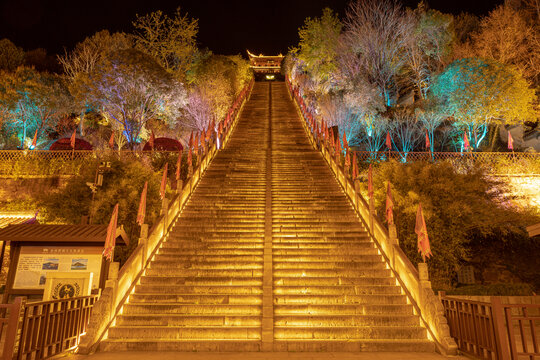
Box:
342;0;413;108
472;5;540;87
59;30;132;135
359;115;389;156
390;110;422;161
430;58;537;150
133;7;198;80
82;49;186;148
0;39;24;72
0;67;71;148
404;5;454;99
416;109;446;153
319;93;363;145
296;8;342;93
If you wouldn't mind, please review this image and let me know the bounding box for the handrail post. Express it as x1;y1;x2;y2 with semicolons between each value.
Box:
139;224;149;269
4;297;24;360
491;297;511;360
161;198;169;231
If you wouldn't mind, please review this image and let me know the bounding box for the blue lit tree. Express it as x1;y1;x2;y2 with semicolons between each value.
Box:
430;58;537;150
390;110;422;162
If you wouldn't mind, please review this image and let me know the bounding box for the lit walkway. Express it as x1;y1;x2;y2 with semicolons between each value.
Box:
67;351;468;360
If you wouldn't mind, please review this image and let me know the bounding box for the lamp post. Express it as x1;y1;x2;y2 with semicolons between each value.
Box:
87;161;111;224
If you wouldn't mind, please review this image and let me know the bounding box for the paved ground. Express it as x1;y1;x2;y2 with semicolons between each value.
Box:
64;351;470;360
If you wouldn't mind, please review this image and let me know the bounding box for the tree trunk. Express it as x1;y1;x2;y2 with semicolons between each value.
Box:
22;121;27;149
489;124;500;151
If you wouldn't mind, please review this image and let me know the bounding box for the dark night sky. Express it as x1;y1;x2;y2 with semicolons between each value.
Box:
0;0;502;57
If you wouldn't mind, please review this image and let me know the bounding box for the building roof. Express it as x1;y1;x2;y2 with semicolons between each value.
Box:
527;223;540;237
0;213;37;229
0;224;129;245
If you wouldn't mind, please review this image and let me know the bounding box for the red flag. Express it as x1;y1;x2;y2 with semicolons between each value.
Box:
103;203;119;261
415;203;432;262
386;181;394;225
463;132;470;151
508;131;514;150
218;121;223;135
175;150;183;181
343;133;349;150
201;128;206;144
425;130;430;150
368;164;373;198
187;147;193;167
188;131;194;149
385;132;392;150
352;153;358;179
335;134;341;154
136;182;147;226
109;132;115;149
70;130;76;149
149;130;155;149
345;151;351;167
194;132;199;149
31;129;38;148
160;163;168;200
329;130;335;151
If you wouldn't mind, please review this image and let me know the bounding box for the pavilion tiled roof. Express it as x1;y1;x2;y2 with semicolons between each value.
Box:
0;224;129;244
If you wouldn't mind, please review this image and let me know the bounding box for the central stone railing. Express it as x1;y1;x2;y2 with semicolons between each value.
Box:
77;80;254;354
286;77;458;355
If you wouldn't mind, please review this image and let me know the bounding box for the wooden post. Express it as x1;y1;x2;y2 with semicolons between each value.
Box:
369;196;375;234
4;297;25;359
491;297;511;360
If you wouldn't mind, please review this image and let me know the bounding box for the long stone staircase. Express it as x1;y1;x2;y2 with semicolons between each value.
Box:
101;81;435;352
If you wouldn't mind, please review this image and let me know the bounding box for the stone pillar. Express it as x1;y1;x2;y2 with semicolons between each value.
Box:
176;179;183;194
161;198;169;232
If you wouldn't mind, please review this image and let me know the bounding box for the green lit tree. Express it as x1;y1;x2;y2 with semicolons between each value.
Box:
430;58;537;150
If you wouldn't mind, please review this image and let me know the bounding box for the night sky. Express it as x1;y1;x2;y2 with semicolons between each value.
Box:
0;0;502;57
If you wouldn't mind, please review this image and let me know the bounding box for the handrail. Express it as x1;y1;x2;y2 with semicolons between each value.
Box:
77;79;254;354
286;77;458;355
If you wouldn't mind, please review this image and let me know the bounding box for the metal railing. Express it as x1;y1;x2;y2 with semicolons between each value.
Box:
441;295;540;360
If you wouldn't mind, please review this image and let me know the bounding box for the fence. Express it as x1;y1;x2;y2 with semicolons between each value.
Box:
16;295;98;360
0;297;24;360
351;150;539;164
0;150;187;177
441;295;540;360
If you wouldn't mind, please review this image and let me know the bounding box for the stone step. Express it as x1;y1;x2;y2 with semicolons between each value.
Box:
274;277;396;286
100;339;262;352
123;303;261;315
130;293;262;304
108;326;261;340
272;242;374;249
141;276;263;286
273;285;401;295
145;268;263;277
274;261;386;270
154;254;263;262
273;294;407;305
274;304;414;316
272;237;371;243
273;255;382;262
272;248;378;256
117;314;261;327
135;284;263;294
150;261;263;270
274;326;427;340
275;314;418;327
157;248;263;256
272;339;435;352
160;243;264;250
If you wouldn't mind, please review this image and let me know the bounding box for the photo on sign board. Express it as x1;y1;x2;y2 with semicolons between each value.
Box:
39;275;46;285
71;259;88;270
42;259;59;270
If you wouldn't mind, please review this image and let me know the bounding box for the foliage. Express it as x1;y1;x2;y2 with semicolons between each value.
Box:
430;58;537;149
81;49;186;148
0;39;24;71
39;157;165;262
182;54;252;131
342;0;413;108
0;67;72;149
370;160;532;289
472;5;540;88
404;5;454;99
296;8;342;94
133;7;198;81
